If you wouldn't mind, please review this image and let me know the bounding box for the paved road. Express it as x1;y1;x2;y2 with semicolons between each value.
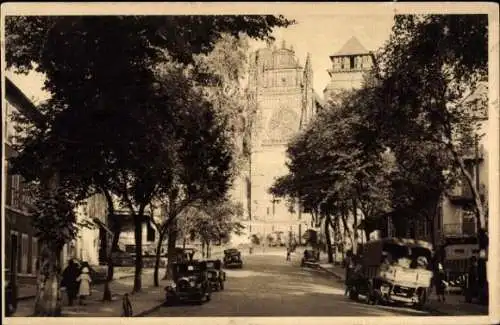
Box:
147;252;436;317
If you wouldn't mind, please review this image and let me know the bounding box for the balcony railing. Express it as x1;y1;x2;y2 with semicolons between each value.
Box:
448;183;486;203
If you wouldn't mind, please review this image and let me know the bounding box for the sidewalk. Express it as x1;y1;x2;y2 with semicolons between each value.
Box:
11;269;168;317
16;266;138;300
315;260;487;316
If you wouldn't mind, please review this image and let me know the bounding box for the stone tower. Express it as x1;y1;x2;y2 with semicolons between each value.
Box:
323;36;374;99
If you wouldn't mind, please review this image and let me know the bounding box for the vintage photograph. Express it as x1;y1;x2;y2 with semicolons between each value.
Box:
1;2;498;322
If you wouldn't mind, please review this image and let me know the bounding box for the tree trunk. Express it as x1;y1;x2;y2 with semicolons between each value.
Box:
163;224;177;280
430;198;441;247
102;189;117;302
324;215;334;263
449;145;486;231
329;216;339;262
133;214;143;293
33;244;63;316
340;211;354;251
102;228;119;302
352;199;359;254
153;228;167;287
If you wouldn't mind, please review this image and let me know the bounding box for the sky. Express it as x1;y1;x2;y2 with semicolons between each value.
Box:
5;14;395;103
248;14;396;97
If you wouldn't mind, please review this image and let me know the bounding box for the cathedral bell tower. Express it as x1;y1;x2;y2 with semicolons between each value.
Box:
323;36;374;99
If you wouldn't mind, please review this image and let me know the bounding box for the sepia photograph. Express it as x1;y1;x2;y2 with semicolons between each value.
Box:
1;2;498;324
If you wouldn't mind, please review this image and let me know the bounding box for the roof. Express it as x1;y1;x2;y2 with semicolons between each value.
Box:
332;36;369;56
5;77;46;128
364;237;434;251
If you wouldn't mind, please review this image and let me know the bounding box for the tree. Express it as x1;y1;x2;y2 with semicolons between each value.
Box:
375;14;488;237
192;33;251;169
182;200;245;258
5;15;294;305
30;181;78;316
271;88;393;257
149;85;236;286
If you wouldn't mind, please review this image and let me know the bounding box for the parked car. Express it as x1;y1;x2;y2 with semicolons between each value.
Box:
164;261;212;305
205;259;226;291
223;249;243;268
301;248;320;267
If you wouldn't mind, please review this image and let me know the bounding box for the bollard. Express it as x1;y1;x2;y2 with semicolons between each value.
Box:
122;293;133;317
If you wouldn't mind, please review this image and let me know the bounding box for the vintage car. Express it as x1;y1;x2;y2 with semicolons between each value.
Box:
223;249;243;268
348;238;433;309
205;259;226;291
300;248;320;267
168;247;196;263
164;261;211;305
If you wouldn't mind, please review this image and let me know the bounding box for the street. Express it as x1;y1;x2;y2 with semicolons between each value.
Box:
147;252;434;317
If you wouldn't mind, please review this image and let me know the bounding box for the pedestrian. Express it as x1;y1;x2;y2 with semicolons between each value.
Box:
5;281;17;316
122;293;133;317
286;247;291;261
344;252;355;296
465;256;479;302
433;261;446;302
61;259;81;306
344;250;353;295
76;266;92;305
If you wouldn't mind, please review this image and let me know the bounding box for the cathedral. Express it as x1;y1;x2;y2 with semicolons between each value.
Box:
230;37;375;246
231;40;324;244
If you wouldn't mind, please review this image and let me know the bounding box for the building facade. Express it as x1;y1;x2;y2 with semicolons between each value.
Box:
440;81;489;241
231;41;323;243
4;78;44;283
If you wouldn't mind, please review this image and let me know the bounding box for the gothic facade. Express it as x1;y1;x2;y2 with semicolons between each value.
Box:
231;41;323;243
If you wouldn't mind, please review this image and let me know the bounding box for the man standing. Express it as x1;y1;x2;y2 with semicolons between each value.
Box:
61;259;80;306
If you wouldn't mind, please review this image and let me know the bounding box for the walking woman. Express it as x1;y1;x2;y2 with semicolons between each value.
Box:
77;266;92;305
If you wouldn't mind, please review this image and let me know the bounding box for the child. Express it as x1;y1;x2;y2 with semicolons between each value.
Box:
77;266;92;305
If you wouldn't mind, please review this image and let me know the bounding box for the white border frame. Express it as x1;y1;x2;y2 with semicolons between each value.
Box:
1;2;498;325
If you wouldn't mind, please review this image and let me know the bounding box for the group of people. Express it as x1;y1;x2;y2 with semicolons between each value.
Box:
61;259;93;306
342;249;448;302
